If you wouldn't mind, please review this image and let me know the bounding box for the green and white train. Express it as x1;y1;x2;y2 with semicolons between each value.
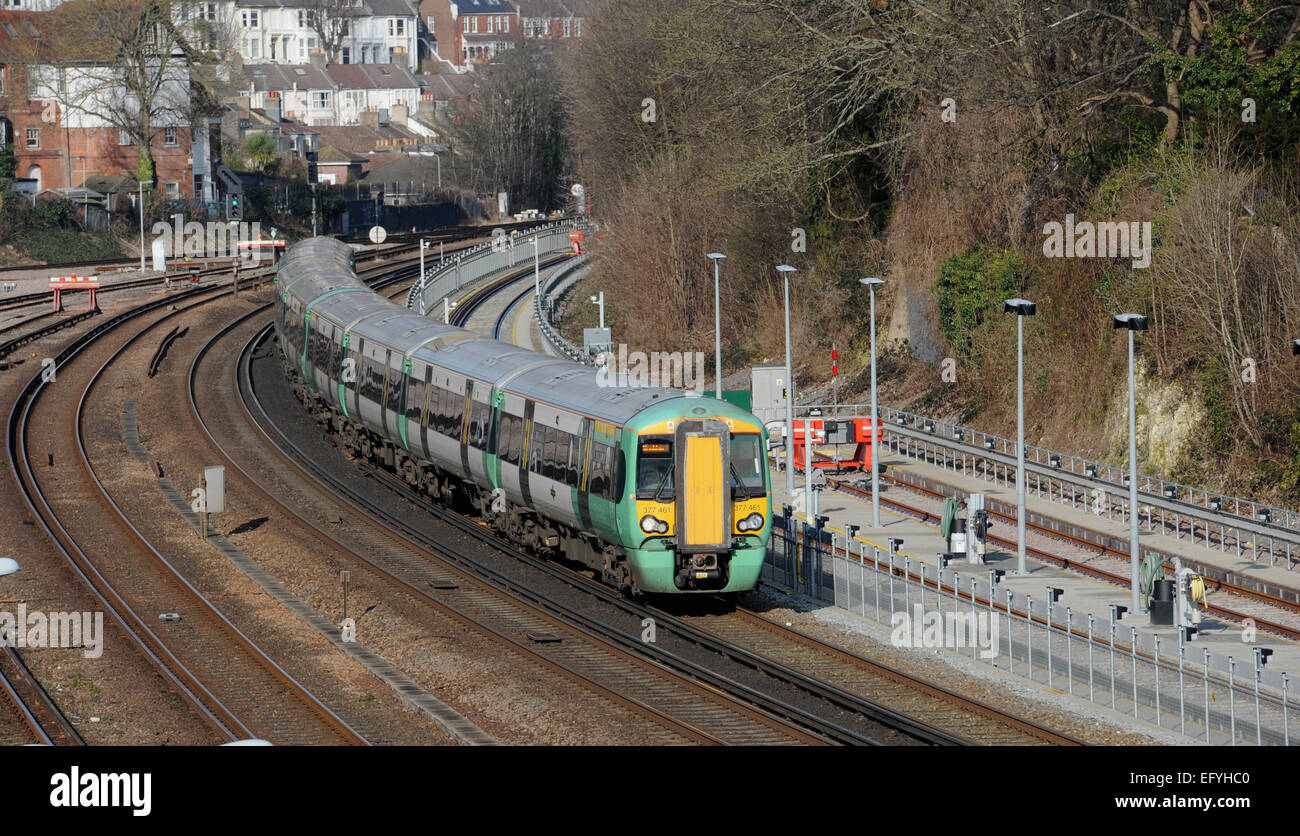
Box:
274;237;772;595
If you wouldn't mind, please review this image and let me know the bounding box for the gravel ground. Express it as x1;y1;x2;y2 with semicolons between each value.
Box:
743;583;1189;745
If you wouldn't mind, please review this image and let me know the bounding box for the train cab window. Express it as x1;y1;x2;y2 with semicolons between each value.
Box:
730;433;766;498
635;437;674;500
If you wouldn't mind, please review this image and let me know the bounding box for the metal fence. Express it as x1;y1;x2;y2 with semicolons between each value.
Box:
765;512;1296;745
406;220;581;315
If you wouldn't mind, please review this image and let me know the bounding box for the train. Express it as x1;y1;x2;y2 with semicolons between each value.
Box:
273;237;772;596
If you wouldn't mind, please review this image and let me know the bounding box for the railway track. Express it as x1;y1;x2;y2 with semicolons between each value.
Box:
418;257;1081;745
240;324;870;744
0;646;85;746
7;266;369;746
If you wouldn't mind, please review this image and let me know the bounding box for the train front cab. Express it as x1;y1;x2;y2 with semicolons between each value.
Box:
622;408;771;594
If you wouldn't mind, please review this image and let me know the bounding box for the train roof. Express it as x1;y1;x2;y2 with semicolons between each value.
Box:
279;237;716;427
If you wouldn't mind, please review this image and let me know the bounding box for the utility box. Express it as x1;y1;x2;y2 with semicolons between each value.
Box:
750;364;787;425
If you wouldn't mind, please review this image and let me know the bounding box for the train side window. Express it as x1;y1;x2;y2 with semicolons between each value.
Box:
386;360;403;415
405;372;423;423
566;433;580;487
448;389;466;439
500;414;522;464
529;421;544;474
467;400;487;449
588;442;609;498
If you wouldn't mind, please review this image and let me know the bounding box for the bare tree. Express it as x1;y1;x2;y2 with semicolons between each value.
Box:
19;0;235;183
309;0;363;64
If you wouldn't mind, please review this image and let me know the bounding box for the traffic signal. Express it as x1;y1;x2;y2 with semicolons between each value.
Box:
305;150;318;184
230;194;241;220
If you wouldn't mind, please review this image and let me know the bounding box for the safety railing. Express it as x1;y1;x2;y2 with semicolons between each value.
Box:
794;401;1300;572
406;220;582;316
766;511;1296;745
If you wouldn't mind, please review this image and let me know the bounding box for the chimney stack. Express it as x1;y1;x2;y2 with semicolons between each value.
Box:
360;106;380;129
265;91;282;123
309;48;327;69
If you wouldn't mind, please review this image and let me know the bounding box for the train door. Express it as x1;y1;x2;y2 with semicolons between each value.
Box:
673;420;732;554
395;355;413;451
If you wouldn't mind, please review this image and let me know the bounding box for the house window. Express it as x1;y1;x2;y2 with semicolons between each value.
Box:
118;129;133;146
25;127;38;149
462;17;468;33
164;126;178;146
241;10;258;28
575;19;580;37
204;3;216;22
246;38;261;59
471;16;477;33
341;46;350;63
486;16;493;33
389;18;404;37
312;91;330;109
164;182;179;199
0;66;6;95
503;16;508;32
563;18;570;37
427;16;434;34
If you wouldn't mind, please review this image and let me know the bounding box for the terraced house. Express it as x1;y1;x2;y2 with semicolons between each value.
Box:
229;0;419;72
0;6;218;203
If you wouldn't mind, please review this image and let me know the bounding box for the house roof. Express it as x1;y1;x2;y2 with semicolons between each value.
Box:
317;145;368;165
457;0;516;14
82;174;139;194
244;63;334;92
313;122;421;154
361;152;441;186
364;0;417;16
327;63;419;90
0;10;51;62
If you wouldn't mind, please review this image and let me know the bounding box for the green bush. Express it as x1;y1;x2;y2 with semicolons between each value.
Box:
935;247;1027;359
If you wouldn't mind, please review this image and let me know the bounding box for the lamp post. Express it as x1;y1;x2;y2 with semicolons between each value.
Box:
434;152;441;188
443;298;456;324
707;253;726;399
531;235;540;301
777;265;798;496
138;179;154;271
860;277;884;527
1003;298;1037;576
588;291;604;329
1115;313;1149;613
419;238;429;284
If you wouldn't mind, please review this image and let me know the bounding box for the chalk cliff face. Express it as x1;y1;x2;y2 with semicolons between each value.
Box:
1103;365;1206;477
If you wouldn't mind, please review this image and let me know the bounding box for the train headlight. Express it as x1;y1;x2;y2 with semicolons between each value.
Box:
737;513;765;532
640;515;669;534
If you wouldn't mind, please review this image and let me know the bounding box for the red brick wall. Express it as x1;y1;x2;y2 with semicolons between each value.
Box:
4;76;195;198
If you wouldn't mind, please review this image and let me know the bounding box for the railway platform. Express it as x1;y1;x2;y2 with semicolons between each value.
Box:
766;450;1299;743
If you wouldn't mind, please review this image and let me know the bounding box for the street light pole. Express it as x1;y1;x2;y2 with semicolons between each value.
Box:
777;264;797;497
707;253;726;399
588;291;604;329
1115;313;1150;613
138;179;154;271
1004;298;1037;575
532;235;540;301
861;277;884;528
